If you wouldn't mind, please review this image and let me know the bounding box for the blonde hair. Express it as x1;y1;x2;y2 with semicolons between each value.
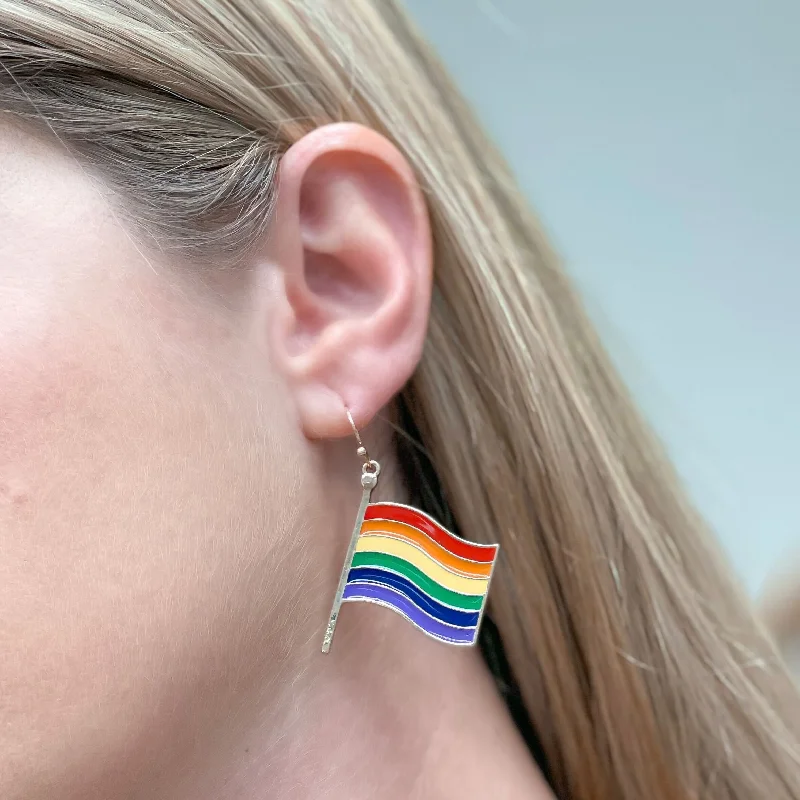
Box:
2;2;799;797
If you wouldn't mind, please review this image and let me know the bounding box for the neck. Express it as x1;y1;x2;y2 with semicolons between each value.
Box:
163;448;551;800
170;610;552;800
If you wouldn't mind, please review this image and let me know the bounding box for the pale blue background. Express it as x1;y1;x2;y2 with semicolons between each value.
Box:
406;0;800;594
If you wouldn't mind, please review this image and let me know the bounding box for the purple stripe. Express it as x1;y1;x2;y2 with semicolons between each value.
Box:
342;582;478;645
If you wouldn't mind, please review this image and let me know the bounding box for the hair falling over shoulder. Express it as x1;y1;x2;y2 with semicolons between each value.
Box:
2;1;798;797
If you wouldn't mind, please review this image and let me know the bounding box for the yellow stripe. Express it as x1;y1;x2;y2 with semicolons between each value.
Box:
355;535;490;596
360;520;492;577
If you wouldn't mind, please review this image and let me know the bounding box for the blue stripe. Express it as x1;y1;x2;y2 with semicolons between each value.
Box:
346;566;480;627
342;584;477;645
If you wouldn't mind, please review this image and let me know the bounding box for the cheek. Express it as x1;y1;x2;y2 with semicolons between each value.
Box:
0;270;126;518
0;247;308;782
0;262;150;588
0;330;97;463
0;126;314;793
0;140;127;469
0;267;111;526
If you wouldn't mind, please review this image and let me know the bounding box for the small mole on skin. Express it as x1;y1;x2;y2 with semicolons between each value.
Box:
0;478;30;506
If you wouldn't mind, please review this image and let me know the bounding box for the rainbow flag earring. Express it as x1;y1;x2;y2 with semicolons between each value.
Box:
321;409;499;653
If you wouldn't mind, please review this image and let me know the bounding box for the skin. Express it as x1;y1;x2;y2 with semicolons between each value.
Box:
0;116;552;799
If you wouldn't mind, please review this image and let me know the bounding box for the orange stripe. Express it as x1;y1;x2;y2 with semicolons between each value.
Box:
360;519;492;578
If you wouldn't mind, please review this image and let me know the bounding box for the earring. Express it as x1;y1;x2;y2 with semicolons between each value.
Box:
321;409;499;653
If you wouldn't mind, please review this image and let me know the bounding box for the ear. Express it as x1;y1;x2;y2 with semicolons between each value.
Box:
266;123;432;439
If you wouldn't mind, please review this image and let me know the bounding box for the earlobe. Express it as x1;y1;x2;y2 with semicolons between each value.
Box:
266;123;432;439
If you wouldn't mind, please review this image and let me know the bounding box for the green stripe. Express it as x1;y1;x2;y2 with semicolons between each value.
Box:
350;551;484;610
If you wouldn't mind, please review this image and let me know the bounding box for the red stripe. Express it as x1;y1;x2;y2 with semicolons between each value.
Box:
364;503;498;564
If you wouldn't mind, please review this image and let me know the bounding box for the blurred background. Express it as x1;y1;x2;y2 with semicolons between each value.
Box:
405;0;800;597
